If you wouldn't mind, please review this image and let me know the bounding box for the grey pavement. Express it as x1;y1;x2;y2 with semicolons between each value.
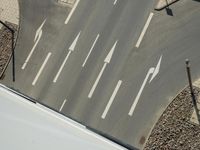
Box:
2;0;200;149
1;0;155;149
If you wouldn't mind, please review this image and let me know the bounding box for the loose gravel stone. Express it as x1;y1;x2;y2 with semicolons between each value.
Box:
0;22;18;77
144;87;200;150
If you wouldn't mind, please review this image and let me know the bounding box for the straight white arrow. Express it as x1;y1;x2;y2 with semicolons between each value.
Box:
88;41;118;98
22;19;46;70
128;55;162;116
69;31;81;51
53;32;81;83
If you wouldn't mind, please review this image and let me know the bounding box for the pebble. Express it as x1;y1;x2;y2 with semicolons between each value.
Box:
144;87;200;150
0;21;18;76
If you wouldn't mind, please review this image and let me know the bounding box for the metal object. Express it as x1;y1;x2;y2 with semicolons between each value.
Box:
185;59;199;123
0;20;15;82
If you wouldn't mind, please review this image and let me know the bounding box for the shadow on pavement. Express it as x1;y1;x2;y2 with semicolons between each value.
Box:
165;0;174;16
193;0;200;2
165;7;173;16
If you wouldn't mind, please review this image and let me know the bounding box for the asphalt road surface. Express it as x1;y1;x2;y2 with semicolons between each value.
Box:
2;0;200;149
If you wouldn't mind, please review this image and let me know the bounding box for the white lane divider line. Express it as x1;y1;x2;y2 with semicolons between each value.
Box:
22;19;46;70
128;68;154;116
53;32;81;83
101;80;122;119
32;52;51;86
65;0;80;24
135;12;154;48
88;63;107;99
88;41;118;99
113;0;118;5
59;99;67;112
82;34;100;67
128;55;162;116
53;50;72;83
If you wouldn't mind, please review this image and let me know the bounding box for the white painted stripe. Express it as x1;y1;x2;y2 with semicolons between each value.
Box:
88;63;107;98
104;41;118;63
22;31;42;70
53;51;72;83
59;99;67;112
34;19;46;42
135;12;154;48
69;31;81;51
65;0;80;24
101;80;122;119
32;52;51;86
128;68;155;116
149;55;162;83
113;0;118;5
22;19;46;70
82;34;100;67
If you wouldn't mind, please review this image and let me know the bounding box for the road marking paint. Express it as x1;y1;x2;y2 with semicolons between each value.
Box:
88;41;118;98
149;55;162;82
69;31;81;51
21;34;42;69
53;51;72;83
135;12;154;48
128;55;162;116
101;80;122;119
88;63;107;98
32;52;51;86
128;68;154;116
113;0;118;5
104;41;118;63
22;19;46;70
53;32;81;83
65;0;80;24
34;19;46;42
59;99;67;112
82;34;100;67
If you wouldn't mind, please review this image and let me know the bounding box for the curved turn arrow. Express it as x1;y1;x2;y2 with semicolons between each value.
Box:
22;19;46;70
128;55;162;116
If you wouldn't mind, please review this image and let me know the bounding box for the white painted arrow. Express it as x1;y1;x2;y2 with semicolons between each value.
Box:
128;55;162;116
88;41;118;98
53;32;81;83
22;19;46;70
149;55;162;83
104;41;117;63
34;19;46;42
69;31;81;51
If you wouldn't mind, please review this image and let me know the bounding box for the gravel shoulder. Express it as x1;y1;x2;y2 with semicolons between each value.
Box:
144;87;200;149
0;22;18;78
